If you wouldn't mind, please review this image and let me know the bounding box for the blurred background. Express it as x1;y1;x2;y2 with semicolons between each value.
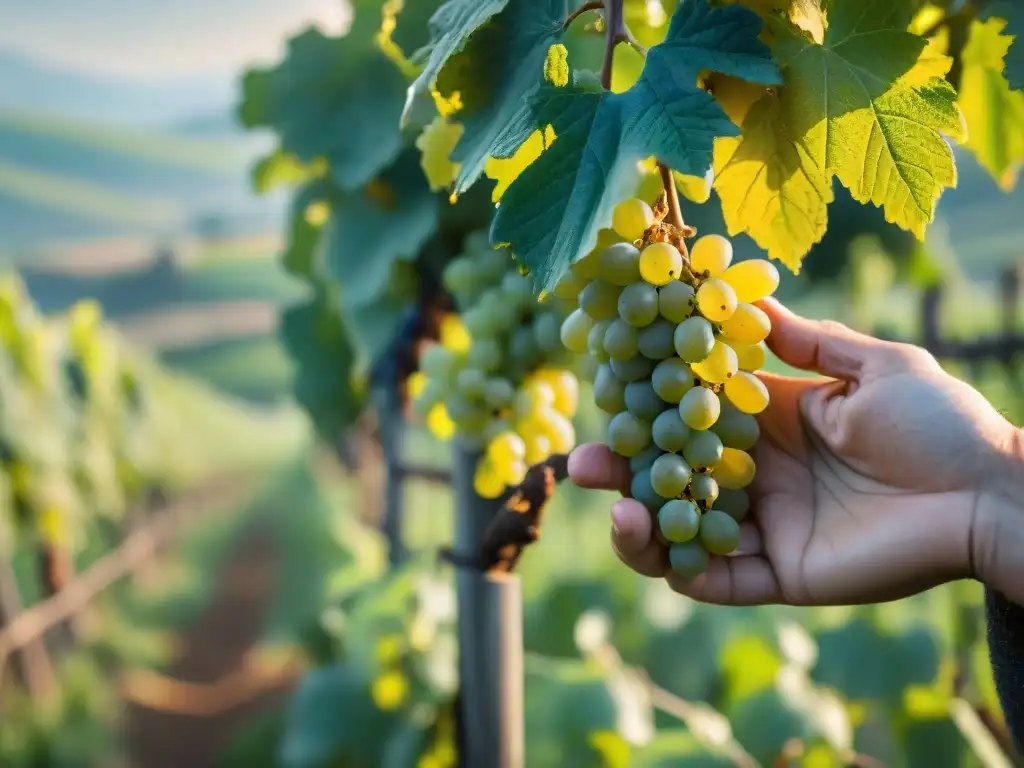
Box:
2;1;1024;766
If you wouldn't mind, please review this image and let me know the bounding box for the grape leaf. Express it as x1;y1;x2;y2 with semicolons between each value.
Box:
281;180;332;281
491;0;781;292
416;116;465;191
981;1;1024;91
713;0;964;272
239;27;407;191
958;17;1024;190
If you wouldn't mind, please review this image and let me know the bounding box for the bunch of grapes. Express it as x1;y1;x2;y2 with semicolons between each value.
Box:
559;197;779;578
411;233;579;499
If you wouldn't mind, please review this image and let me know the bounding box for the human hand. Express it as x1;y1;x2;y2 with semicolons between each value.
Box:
569;299;1024;606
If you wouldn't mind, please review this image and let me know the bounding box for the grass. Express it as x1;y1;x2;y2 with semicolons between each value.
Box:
160;336;295;405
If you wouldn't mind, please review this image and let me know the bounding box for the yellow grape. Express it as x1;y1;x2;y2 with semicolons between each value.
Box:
407;370;427;400
714;447;756;489
497;458;529;486
371;669;410;711
733;341;767;371
533;368;578;416
639;242;683;286
724;371;770;414
474;460;506;498
691;339;738;384
488;430;527;465
524;433;552;464
440;313;472;352
612;198;654;242
722;259;780;303
536;407;575;453
719;302;771;344
690;234;733;277
427;403;455;440
695;278;738;322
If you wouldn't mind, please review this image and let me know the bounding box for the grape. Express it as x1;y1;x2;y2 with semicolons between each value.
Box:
485;378;516;409
658;499;700;543
572;247;603;280
691;340;739;384
618;282;660;327
484;417;514;444
607;411;652;457
650;453;692;498
714;488;750;522
695;278;738;322
534;311;564;352
427;402;455;439
631;469;666;513
467;339;501;372
510;326;542;372
678;386;720;430
624;380;666;422
599;242;642;286
537;408;575;453
637;320;676;360
652;409;691;453
689;474;719;506
651;357;695;403
673;316;714;363
474;461;506;498
580;280;622;320
733;341;767;372
610;354;653;382
690;234;733;277
669;541;709;578
658;281;695;323
457;368;488;399
443;257;475;293
515;383;554;419
593;365;627;413
421;345;455;380
722;259;780;303
720;303;771;345
413;380;444;417
639;242;683;286
537;368;579;416
497;458;529;486
612;198;654;241
604;319;640;361
715;448;756;489
524;433;552;464
683;430;724;469
700;509;740;555
724;371;769;414
710;401;760;450
588;319;613;363
488;431;526;464
553;271;588;300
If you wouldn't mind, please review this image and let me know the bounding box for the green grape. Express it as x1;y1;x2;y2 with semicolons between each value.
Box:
593;365;627;413
588;318;613;363
723;371;769;414
413;380;444;416
652;409;691;452
691;339;738;384
673;316;715;363
624;380;666;422
678;386;720;430
485;378;516;409
658;499;700;543
610;354;653;382
457;368;488;400
599;242;642;286
639;242;683;286
651;357;695;403
722;259;780;303
617;282;659;327
534;311;564;353
607;411;652;457
421;344;455;380
715;447;756;489
448;396;490;433
467;339;501;372
553;271;588;300
604;319;640;361
720;302;770;345
572;247;603;280
699;509;740;555
695;278;738;322
669;541;709;578
483;417;514;444
658;281;695;323
629;444;663;472
710;401;760;450
580;280;622;320
637;320;676;360
733;340;767;372
689;473;719;506
443;257;476;294
510;326;541;370
650;453;692;498
683;430;724;469
714;488;750;522
689;234;733;277
631;468;667;513
612;197;654;241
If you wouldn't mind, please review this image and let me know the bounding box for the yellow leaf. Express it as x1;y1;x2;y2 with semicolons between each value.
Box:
485;125;556;202
416;116;465;192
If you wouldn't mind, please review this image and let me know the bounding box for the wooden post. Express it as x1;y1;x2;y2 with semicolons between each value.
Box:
452;445;525;768
374;384;408;567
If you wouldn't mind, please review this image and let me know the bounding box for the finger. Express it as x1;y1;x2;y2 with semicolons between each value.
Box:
733;522;763;557
755;372;824;459
757;298;904;380
666;556;782;606
568;443;631;496
610;498;668;578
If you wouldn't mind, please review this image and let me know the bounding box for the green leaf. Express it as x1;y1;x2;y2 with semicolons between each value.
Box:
982;1;1024;91
714;0;964;273
958;17;1024;189
281;181;331;281
251;149;327;195
491;0;781;292
239;27;407;191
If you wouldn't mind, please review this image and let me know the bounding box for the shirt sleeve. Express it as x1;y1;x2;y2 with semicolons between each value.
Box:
986;588;1024;751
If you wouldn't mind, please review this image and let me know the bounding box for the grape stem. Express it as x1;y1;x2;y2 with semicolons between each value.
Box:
657;161;686;232
562;0;603;30
600;0;627;89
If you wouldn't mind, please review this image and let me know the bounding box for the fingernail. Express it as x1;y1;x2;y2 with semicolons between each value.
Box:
610;504;628;536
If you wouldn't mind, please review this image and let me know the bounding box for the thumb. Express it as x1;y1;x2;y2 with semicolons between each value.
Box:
758;298;911;380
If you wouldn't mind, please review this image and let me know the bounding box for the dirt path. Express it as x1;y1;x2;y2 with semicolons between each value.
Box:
122;522;302;768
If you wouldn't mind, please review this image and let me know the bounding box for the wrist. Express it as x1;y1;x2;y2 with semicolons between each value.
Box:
972;426;1024;603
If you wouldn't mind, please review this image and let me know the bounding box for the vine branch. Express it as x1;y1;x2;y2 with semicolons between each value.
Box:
600;0;627;90
657;161;685;231
563;0;603;30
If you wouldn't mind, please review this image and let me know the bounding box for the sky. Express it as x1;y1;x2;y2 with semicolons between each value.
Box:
0;0;351;80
